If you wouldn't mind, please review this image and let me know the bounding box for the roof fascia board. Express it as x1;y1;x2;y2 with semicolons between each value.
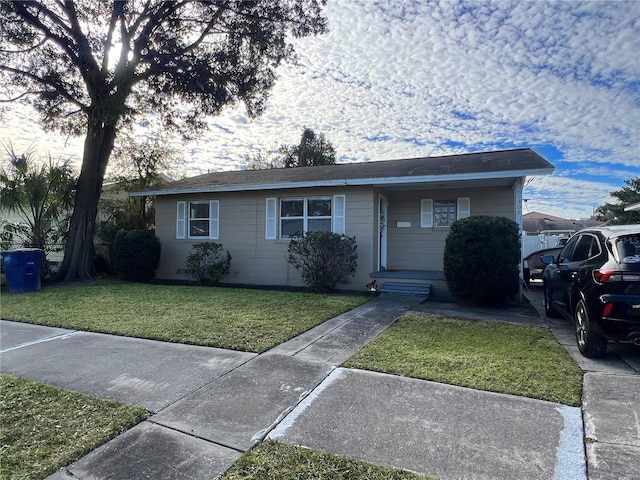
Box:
130;167;554;197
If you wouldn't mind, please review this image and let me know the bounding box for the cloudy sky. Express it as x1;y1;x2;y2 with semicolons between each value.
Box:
1;0;639;219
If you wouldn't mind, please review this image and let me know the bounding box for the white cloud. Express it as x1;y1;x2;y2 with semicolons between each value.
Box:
1;0;638;220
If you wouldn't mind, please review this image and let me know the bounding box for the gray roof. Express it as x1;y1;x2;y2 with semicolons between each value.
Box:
131;148;554;196
523;215;605;234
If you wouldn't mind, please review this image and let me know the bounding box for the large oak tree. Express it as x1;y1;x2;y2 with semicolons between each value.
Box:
0;0;327;280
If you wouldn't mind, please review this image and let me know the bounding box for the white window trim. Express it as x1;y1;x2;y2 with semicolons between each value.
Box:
209;200;219;239
421;197;470;228
176;201;186;239
186;200;219;240
457;197;470;219
333;194;346;234
276;195;344;239
420;199;433;228
265;197;277;239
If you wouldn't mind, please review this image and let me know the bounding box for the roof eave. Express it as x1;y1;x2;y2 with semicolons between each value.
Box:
130;167;554;197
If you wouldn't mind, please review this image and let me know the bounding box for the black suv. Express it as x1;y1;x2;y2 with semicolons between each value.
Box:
542;225;640;358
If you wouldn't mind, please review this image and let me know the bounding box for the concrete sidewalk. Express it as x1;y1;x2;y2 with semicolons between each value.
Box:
0;291;635;479
269;367;584;479
0;320;257;413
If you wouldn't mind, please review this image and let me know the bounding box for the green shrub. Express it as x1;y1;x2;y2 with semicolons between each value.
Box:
287;231;358;293
112;230;161;282
185;242;231;285
443;216;520;306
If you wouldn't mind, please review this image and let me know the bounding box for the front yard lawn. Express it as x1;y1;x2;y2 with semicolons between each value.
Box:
0;281;368;353
0;374;147;480
2;283;584;478
344;313;583;406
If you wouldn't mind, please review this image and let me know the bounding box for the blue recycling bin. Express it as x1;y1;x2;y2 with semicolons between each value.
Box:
1;248;44;293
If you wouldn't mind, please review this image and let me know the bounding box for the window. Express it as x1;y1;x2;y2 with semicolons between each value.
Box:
281;196;331;238
558;235;578;263
266;195;345;239
434;200;456;227
176;200;219;239
561;234;600;263
421;197;470;228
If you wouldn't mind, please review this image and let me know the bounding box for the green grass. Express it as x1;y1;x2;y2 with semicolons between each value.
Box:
0;374;147;480
344;314;583;406
1;282;583;478
222;440;429;480
0;281;368;353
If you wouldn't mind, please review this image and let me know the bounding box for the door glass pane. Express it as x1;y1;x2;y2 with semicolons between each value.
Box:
572;236;593;262
559;237;579;262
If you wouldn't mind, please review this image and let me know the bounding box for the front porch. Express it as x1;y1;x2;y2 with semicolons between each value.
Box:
369;270;449;298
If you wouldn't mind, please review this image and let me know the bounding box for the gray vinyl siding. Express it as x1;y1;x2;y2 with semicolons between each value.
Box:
385;186;515;271
154;184;514;290
342;187;376;278
154;187;376;290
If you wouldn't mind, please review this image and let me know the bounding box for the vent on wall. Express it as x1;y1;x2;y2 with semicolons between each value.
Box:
177;268;186;275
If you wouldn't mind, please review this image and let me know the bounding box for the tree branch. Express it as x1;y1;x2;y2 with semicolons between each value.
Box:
101;1;122;73
10;1;81;65
176;1;229;56
59;0;101;76
0;37;48;54
0;90;39;103
0;65;87;111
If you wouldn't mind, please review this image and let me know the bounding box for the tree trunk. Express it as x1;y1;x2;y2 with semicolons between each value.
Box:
56;120;117;281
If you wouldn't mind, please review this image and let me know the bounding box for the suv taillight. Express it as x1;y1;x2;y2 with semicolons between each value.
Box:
593;270;640;284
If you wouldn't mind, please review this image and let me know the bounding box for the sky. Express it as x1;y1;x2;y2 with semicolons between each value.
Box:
1;0;639;220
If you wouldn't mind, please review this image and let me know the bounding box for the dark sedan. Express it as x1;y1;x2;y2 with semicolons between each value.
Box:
542;225;640;358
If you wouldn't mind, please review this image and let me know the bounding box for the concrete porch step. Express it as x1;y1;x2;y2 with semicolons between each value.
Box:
380;281;431;296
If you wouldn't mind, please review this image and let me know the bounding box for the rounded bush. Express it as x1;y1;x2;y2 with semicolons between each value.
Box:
112;229;161;282
185;242;231;285
287;231;358;293
443;216;520;306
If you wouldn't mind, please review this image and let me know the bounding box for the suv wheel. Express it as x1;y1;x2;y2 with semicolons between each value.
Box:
544;284;560;318
575;299;607;358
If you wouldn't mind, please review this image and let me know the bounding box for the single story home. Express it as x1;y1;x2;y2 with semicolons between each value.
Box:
131;148;554;296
